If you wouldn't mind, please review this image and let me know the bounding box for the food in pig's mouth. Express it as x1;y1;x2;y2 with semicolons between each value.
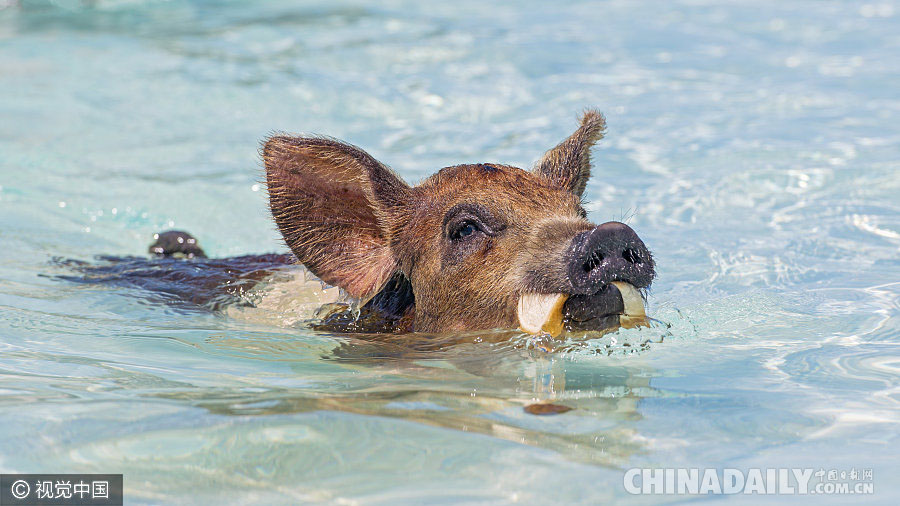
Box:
517;292;568;336
517;281;647;337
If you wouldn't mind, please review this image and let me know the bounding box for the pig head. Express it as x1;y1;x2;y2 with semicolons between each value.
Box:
264;110;655;334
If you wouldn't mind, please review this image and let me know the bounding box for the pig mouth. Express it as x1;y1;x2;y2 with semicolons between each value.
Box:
561;282;648;332
517;282;647;337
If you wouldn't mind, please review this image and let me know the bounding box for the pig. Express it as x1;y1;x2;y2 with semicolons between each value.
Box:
71;110;654;336
262;109;655;335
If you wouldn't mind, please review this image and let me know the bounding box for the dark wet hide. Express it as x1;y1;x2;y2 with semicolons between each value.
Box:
52;254;412;334
53;253;296;311
312;272;415;334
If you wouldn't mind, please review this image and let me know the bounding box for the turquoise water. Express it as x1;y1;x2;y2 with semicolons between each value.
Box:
1;0;899;504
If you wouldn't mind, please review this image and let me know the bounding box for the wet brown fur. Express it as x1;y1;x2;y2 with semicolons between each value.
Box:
264;110;608;333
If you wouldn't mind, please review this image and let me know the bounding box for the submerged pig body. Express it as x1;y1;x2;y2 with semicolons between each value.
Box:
264;110;655;334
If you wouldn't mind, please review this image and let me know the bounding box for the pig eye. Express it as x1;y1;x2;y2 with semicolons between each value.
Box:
443;203;503;244
449;220;481;241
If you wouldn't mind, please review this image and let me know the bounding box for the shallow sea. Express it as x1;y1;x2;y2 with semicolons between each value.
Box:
1;0;898;504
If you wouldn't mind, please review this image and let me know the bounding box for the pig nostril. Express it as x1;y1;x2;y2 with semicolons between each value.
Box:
583;250;604;272
623;248;641;264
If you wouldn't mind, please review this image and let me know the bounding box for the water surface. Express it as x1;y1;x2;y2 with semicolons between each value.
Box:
1;0;898;504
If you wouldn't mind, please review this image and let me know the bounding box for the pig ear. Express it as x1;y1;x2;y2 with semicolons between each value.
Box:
263;135;411;300
533;110;606;197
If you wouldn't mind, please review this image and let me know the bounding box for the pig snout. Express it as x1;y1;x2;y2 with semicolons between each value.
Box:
566;221;654;294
